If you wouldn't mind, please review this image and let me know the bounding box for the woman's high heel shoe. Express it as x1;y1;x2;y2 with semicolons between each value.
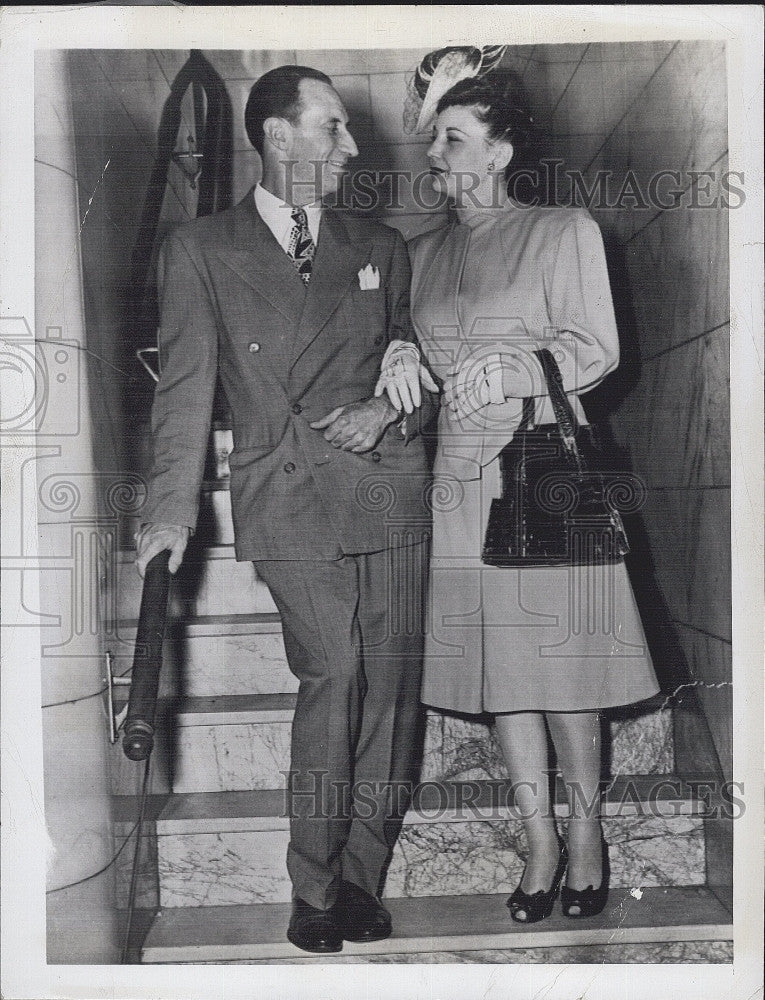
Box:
506;845;568;925
561;839;610;919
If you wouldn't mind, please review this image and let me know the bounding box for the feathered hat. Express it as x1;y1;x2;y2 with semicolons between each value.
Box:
403;45;508;135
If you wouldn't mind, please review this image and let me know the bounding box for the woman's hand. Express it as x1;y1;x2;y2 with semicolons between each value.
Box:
442;354;505;420
374;340;439;414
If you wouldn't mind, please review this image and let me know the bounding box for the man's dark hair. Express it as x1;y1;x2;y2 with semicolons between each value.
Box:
244;65;332;155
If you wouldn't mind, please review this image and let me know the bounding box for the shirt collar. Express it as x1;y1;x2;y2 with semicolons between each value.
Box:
254;183;322;242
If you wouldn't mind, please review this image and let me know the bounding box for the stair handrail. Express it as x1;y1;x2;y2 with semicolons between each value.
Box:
122;549;172;761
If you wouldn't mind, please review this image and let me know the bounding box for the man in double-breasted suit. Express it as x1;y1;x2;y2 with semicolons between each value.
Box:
136;65;434;953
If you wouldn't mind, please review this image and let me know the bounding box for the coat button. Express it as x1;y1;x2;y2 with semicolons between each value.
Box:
291;403;303;415
284;462;296;474
371;451;381;463
248;342;260;353
374;335;385;346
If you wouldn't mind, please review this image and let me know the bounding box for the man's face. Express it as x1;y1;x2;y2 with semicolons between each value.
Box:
283;78;358;202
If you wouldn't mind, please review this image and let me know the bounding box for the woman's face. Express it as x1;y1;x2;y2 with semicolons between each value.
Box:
427;104;497;204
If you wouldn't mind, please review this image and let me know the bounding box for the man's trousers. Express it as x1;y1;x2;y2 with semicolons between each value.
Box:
255;542;427;910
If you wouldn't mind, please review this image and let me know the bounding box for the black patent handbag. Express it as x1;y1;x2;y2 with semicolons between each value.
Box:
481;348;631;567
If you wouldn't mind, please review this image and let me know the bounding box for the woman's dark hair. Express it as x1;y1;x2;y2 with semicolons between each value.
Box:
244;65;332;155
436;70;537;179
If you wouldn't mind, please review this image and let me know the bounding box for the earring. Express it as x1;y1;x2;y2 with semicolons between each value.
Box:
487;160;496;173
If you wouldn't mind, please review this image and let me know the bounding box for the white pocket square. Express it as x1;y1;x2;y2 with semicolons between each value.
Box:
358;264;380;289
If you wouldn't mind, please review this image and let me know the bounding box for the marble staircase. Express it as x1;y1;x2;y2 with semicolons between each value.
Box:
111;480;733;964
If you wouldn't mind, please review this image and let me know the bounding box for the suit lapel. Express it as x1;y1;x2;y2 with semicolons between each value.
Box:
291;210;371;369
214;192;306;325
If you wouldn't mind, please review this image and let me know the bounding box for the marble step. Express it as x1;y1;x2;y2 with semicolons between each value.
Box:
113;545;278;622
139;886;732;963
108;614;295;698
162;693;673;794
114;777;707;909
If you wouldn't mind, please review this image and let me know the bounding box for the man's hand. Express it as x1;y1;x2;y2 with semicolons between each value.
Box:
309;397;398;453
134;522;190;578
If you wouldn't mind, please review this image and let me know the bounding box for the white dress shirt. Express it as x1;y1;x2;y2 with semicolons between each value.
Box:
253;183;322;250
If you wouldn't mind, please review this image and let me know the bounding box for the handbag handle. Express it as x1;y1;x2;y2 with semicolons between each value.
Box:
532;348;583;470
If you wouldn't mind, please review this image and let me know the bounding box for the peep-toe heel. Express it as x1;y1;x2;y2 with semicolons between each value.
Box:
506;845;568;925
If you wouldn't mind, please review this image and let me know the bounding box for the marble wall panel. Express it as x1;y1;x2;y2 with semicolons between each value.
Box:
626;40;726;134
293;48;432;78
108;75;175;150
116;551;278;621
554;133;610;176
221;77;263;152
162;698;674;796
353;139;442;217
368;72;430;147
625;205;729;359
106;622;294;699
159;830;289;906
607;41;676;63
550;60;608;137
674;624;732;782
172;721;292;793
604;814;704;888
421;704;673;782
597;57;669;133
540;44;589;64
330;73;374;135
231;148;262;204
544;62;584;121
92;50;172;82
611;325;730;489
203;49;296;81
153;49;193;83
153;812;704;906
606;707;675;776
75;143;157;277
157;628;295;698
638;487;730;642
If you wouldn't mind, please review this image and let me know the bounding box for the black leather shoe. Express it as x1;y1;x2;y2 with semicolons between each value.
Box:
331;879;392;943
561;839;610;919
506;844;568;925
287;898;343;953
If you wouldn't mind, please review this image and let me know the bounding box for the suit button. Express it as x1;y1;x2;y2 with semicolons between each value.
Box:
371;451;381;463
374;335;385;346
248;342;260;353
291;403;303;415
284;462;296;474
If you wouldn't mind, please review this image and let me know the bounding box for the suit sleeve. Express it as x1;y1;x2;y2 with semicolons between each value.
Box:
386;229;439;439
142;234;219;529
497;212;620;399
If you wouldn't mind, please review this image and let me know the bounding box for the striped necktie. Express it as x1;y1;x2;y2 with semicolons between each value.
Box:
287;206;315;285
